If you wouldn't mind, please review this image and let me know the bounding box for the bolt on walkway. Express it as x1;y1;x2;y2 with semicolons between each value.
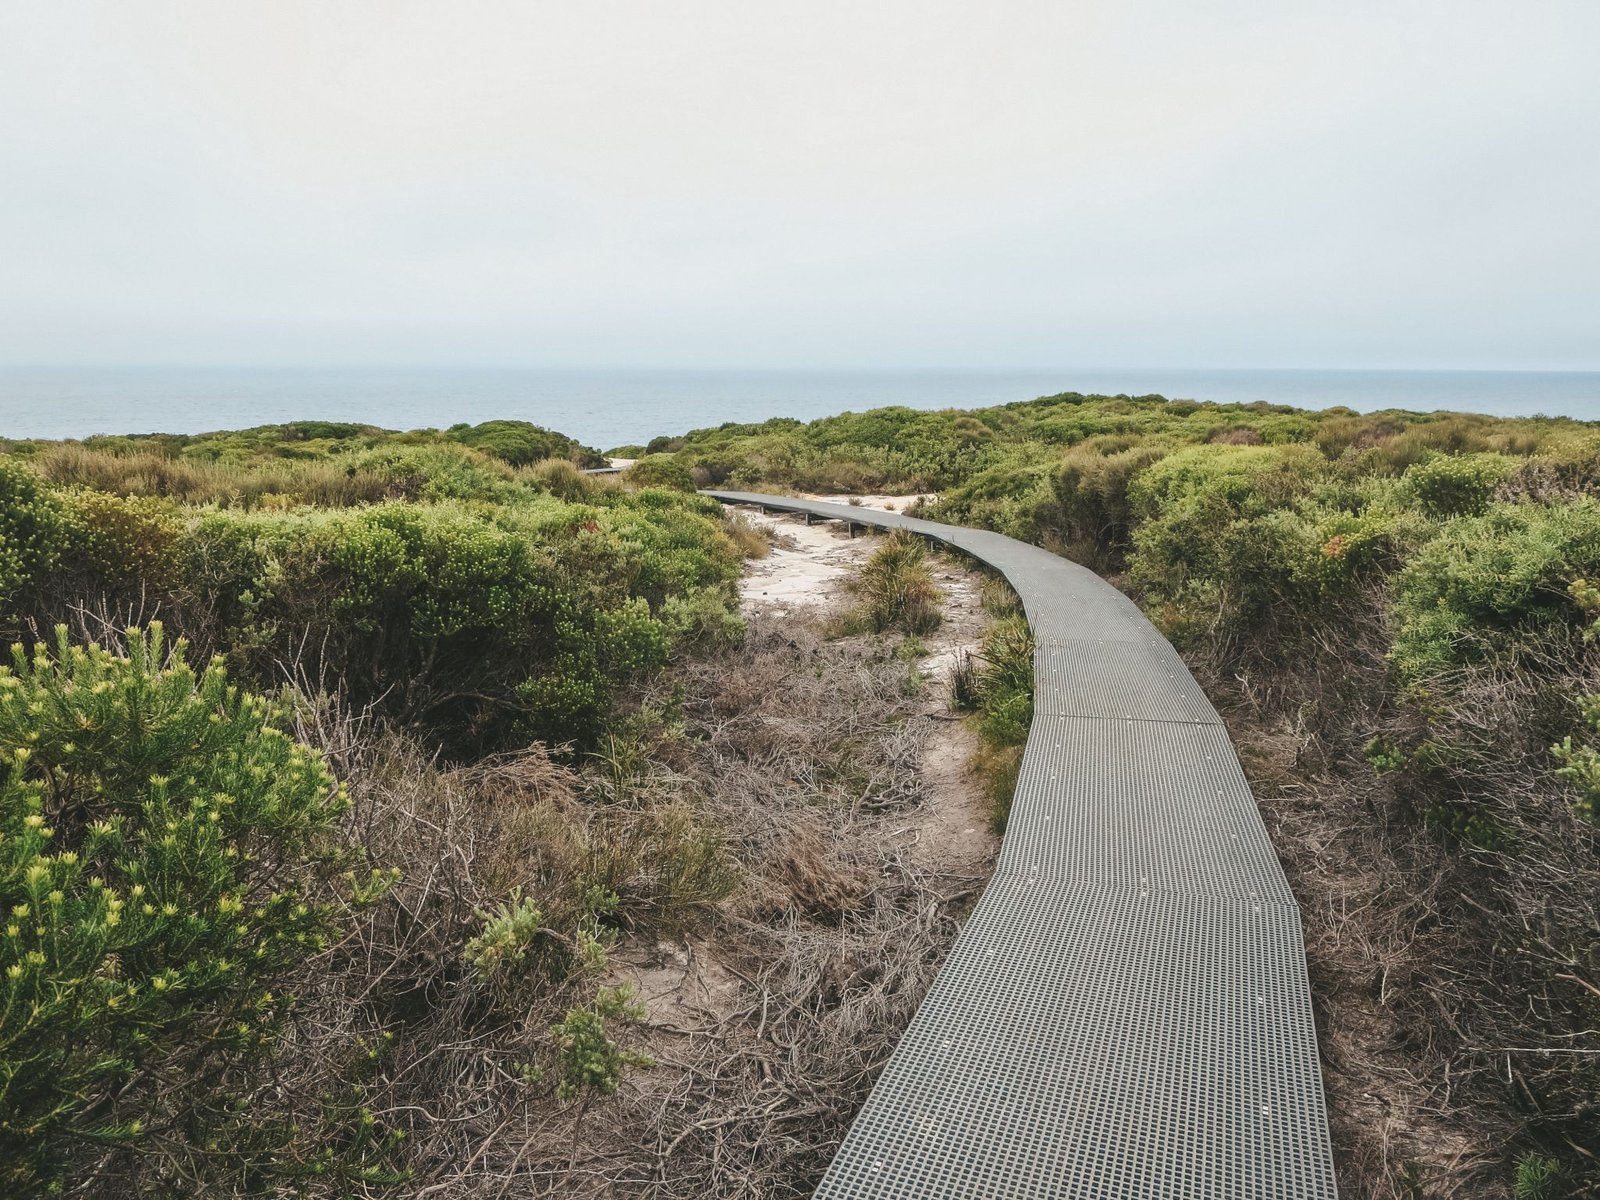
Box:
705;491;1339;1199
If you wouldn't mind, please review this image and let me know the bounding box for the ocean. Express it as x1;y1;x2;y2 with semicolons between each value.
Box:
1;366;1597;451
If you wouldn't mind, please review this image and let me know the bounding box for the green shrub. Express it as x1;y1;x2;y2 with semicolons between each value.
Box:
171;498;737;754
349;444;515;502
1513;1151;1562;1200
0;626;373;1191
447;420;599;468
526;457;593;502
1392;502;1600;680
1041;439;1168;567
1127;445;1326;630
930;453;1055;542
1402;452;1516;517
624;455;697;492
62;490;183;590
971;615;1034;747
1552;693;1600;825
463;891;549;982
551;984;649;1100
0;460;68;621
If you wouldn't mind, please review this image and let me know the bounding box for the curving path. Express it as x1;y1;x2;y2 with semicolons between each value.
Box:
705;491;1339;1199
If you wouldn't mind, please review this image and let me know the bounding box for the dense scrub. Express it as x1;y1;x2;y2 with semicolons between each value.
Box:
651;394;1600;1195
0;422;772;1194
0;417;990;1196
1;610;958;1196
0;426;744;757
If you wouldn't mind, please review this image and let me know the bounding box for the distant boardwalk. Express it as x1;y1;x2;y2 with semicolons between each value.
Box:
704;491;1339;1200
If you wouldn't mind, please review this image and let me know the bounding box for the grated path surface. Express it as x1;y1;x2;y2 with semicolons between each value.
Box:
704;491;1339;1199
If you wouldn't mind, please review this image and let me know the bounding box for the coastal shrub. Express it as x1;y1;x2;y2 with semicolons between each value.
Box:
1041;439;1169;567
718;512;770;560
952;612;1034;832
1392;502;1600;681
155;495;741;754
1552;693;1600;825
1128;443;1324;522
971;614;1035;747
624;454;697;492
0;460;67;621
929;453;1054;542
349;443;515;502
1127;445;1324;623
1361;415;1498;476
551;984;650;1100
61;489;184;590
1402;452;1517;517
446;419;599;467
526;456;593;502
0;626;375;1191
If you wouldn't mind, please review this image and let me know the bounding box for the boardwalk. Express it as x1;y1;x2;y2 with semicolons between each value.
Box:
705;491;1339;1200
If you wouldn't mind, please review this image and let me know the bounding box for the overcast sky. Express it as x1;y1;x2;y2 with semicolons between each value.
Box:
2;1;1596;370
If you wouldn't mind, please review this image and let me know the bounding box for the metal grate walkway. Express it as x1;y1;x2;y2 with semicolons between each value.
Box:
705;491;1339;1199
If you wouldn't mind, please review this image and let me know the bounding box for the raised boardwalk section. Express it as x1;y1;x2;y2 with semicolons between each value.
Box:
705;491;1339;1199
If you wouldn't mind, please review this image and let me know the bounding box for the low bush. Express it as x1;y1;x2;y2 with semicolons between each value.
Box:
623;454;697;492
1037;438;1169;567
844;531;944;636
0;626;386;1193
446;419;600;468
950;610;1034;831
1401;452;1517;517
525;456;593;501
1391;501;1600;681
61;489;183;590
0;459;68;615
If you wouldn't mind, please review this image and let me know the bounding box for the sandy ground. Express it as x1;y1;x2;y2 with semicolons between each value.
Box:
733;502;995;877
618;502;996;1035
614;935;743;1035
734;508;867;619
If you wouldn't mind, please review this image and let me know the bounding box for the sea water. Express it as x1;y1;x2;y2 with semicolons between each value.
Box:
1;366;1596;450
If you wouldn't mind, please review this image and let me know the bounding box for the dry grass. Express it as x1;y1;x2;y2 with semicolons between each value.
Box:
64;614;981;1198
34;443;394;507
520;456;594;501
841;530;944;636
719;512;772;559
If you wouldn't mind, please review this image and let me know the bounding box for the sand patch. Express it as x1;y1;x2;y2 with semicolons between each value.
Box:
615;935;743;1037
728;501;997;877
733;505;873;619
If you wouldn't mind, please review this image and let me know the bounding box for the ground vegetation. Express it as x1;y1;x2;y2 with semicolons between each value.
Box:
647;394;1600;1195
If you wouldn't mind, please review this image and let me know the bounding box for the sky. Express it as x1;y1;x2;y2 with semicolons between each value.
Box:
1;1;1597;371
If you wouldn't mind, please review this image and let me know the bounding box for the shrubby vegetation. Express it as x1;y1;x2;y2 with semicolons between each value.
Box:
647;393;1600;1192
0;423;745;757
0;627;402;1192
0;420;782;1194
949;577;1032;831
13;394;1600;1193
